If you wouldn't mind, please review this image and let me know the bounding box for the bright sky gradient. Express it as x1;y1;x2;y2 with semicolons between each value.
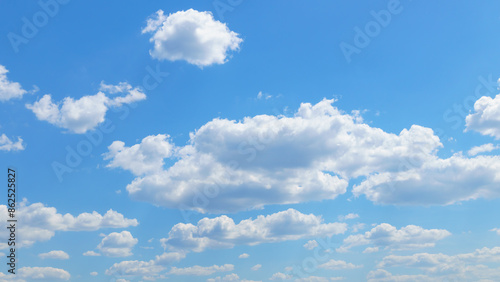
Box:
2;1;500;281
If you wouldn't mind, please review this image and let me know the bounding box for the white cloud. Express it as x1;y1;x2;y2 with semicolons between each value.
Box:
83;251;101;256
466;94;500;139
207;273;261;282
295;277;344;282
38;250;69;260
372;247;500;281
207;274;240;282
105;252;185;277
338;213;359;221
351;223;365;233
0;134;24;151
338;223;450;252
303;240;318;250
363;247;379;253
491;228;500;235
107;99;443;213
318;259;362;270
0;65;27;102
353;154;500;205
468;143;499;156
238;253;249;259
169;264;234;276
142;9;242;67
97;231;138;257
90;272;98;276
161;209;346;253
115;279;130;282
270;272;292;280
0;199;137;249
26;82;145;134
251;264;262;271
105;260;164;277
104;134;175;176
17;267;70;280
367;269;433;282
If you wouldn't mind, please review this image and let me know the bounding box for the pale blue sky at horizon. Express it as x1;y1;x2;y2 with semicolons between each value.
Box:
2;1;500;281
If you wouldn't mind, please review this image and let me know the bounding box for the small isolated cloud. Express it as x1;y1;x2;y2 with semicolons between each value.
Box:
90;271;98;276
161;209;346;253
0;133;24;151
468;143;499;156
338;213;359;221
142;9;242;67
257;91;272;100
363;247;379;253
270;272;292;280
169;264;234;276
318;259;362;270
466;94;500;139
38;250;69;260
238;253;249;259
0;65;29;102
251;264;262;271
338;223;451;252
303;240;319;250
490;228;500;235
83;251;101;256
97;231;138;257
26;82;145;134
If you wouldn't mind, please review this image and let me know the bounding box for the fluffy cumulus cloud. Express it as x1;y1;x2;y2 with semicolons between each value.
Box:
161;209;346;253
353;154;500;205
142;9;242;67
338;223;450;252
26;82;145;134
466;93;500;139
105;252;185;278
0;267;71;281
96;231;138;257
0;65;27;102
318;259;362;270
303;240;319;250
372;247;500;281
270;272;292;280
106;99;447;213
238;253;249;259
104;134;175;175
38;250;69;260
0;199;138;249
0;134;24;151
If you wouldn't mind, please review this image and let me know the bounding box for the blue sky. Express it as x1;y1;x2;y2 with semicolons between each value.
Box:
2;0;500;281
